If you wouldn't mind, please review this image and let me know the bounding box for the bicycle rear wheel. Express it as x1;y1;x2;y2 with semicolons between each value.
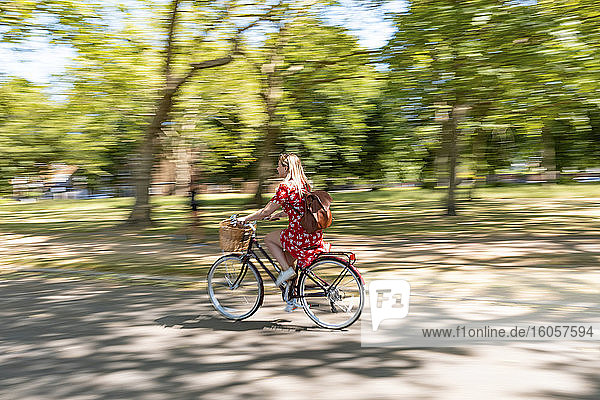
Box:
207;254;263;320
298;258;364;329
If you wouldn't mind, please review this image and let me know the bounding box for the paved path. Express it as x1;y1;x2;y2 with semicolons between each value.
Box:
1;270;599;400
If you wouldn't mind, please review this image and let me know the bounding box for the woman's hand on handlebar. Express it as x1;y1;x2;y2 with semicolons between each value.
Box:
233;216;256;229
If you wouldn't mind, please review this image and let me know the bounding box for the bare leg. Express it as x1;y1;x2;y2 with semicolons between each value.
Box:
264;230;292;271
284;251;295;269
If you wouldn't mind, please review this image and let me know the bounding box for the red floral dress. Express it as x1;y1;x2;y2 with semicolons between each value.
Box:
272;181;331;268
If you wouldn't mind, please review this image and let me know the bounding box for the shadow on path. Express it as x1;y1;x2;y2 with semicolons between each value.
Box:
1;274;598;400
155;314;330;333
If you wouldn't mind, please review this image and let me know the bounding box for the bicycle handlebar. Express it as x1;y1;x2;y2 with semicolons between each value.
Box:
229;214;258;231
230;213;279;225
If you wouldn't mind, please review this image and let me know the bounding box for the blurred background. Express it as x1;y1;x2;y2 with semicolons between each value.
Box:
1;0;599;222
2;5;599;398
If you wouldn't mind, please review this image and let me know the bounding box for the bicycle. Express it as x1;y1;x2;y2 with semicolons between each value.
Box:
207;216;365;329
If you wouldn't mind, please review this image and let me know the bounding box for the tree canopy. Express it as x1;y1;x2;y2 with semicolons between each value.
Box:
1;0;599;217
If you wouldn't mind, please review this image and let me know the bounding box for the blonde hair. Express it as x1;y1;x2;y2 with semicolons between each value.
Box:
279;153;311;195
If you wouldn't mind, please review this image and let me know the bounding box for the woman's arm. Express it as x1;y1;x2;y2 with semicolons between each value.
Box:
239;201;280;222
266;210;287;221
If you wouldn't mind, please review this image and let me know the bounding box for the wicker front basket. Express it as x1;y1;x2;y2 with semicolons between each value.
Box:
219;220;252;252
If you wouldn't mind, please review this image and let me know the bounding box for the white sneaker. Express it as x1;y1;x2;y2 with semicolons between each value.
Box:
282;281;291;302
275;268;296;287
284;299;304;312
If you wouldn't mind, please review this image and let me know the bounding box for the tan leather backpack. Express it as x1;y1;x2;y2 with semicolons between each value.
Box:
300;190;333;233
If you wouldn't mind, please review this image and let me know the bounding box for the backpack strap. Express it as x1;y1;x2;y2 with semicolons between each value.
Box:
291;187;308;215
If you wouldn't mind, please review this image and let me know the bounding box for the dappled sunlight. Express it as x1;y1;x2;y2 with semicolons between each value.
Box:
364;265;600;316
329;233;600;275
1;266;598;398
2;0;600;391
3;233;51;244
441;302;536;322
2;188;600;279
0;231;219;277
0;276;479;397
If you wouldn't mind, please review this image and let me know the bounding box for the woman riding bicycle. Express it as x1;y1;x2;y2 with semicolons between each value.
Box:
239;153;331;308
209;152;363;325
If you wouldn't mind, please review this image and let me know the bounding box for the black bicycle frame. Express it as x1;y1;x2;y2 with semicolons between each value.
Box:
237;235;360;301
240;236;281;284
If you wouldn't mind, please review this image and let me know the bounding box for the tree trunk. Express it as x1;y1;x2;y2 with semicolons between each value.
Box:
175;142;192;196
187;151;204;241
443;106;459;216
126;0;180;226
253;121;279;206
541;123;557;182
254;81;282;206
470;100;492;198
125;0;241;225
126;53;234;224
127;90;175;225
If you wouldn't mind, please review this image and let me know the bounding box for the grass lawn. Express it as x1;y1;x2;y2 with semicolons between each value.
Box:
1;183;599;277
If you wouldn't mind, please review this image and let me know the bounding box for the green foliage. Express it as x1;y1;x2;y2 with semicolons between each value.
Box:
2;184;600;275
276;19;381;184
166;34;265;183
0;79;66;191
2;0;600;200
384;0;600;180
62;17;161;185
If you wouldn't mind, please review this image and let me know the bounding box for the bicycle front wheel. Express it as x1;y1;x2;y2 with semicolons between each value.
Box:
207;254;263;320
298;259;364;329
